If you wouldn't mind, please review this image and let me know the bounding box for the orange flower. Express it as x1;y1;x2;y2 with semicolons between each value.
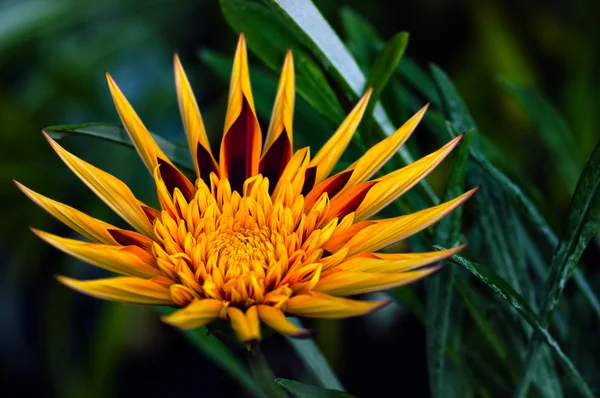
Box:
16;34;475;342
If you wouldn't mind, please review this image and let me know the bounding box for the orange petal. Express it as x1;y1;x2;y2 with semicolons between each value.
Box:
308;89;372;184
314;267;440;296
220;33;262;190
257;305;314;337
336;245;466;273
42;131;154;237
14;180;118;244
227;306;261;342
57;275;174;305
174;54;219;182
34;229;159;278
355;134;464;221
106;72;172;172
342;105;428;191
304;169;353;211
345;189;477;256
108;229;154;251
161;298;223;329
285;291;389;319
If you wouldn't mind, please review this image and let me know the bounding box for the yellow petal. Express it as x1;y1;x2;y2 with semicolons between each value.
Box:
345;189;477;256
315;267;440;296
260;50;295;186
43;131;154;237
57;275;174;305
285;291;389;319
309;89;372;184
161;298;223;329
14;180;117;244
257;305;314;337
264;50;294;154
227;306;261;342
33;229;159;278
336;245;466;273
356;134;464;221
106;72;173;172
272;147;310;199
341;104;428;191
220;33;262;188
174;54;218;181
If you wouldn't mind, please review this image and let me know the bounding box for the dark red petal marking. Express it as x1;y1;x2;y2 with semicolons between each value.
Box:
304;169;352;208
301;166;317;196
260;131;292;191
108;229;153;251
142;205;160;223
196;144;219;185
157;158;196;201
222;98;260;192
326;181;376;222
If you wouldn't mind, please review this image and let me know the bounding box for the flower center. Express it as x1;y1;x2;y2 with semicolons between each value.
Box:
150;173;338;309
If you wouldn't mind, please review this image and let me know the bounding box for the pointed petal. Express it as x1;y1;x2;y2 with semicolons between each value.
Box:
355;134;464;221
272;147;310;199
34;229;159;278
309;89;372;184
43;131;154;237
14;180;118;244
106;72;173;172
345;189;477;255
337;245;466;273
227;306;261;342
343;105;428;190
285;291;389;318
161;298;222;329
57;275;174;305
257;305;314;337
220;34;262;190
315;267;440;296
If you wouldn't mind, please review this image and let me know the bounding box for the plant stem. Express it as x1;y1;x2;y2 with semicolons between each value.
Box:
247;344;286;398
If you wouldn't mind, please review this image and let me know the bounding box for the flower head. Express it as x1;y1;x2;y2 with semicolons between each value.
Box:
17;34;475;342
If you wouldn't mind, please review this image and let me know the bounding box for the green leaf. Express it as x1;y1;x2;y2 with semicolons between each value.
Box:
426;131;471;397
445;253;595;398
499;79;581;191
264;0;438;205
285;318;345;391
44;123;194;173
220;0;346;125
398;57;442;108
515;138;600;397
364;31;409;123
274;379;356;398
155;307;266;398
339;7;382;72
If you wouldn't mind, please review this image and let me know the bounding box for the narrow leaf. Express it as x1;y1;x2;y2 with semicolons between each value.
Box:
45;124;194;172
275;378;356;398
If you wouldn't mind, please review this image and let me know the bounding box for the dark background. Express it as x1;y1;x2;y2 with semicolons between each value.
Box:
1;0;599;397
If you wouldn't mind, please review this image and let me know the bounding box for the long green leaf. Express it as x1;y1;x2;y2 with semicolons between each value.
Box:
285;318;345;391
44;123;194;172
263;0;438;204
275;379;356;398
155;307;265;398
445;253;595;398
515;138;600;397
499;79;581;191
220;0;345;125
426;131;471;397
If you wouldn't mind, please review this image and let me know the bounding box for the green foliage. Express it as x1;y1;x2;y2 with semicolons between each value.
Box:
274;379;357;398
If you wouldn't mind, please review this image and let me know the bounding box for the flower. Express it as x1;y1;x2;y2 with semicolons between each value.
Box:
16;33;475;342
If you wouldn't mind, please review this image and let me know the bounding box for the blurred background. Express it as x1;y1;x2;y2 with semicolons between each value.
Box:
1;0;598;397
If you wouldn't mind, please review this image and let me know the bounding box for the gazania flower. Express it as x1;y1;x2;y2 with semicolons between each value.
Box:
17;33;475;342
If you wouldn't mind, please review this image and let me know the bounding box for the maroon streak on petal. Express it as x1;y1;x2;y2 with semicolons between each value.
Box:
141;205;160;223
108;229;153;251
196;143;219;185
304;169;353;208
260;131;292;191
301;166;317;196
157;158;195;201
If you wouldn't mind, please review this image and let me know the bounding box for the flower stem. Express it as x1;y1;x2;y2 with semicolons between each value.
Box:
247;343;286;398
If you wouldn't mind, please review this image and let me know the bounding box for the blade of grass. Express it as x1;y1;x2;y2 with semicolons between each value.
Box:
444;252;595;398
515;138;600;397
275;379;356;398
426;132;471;397
44;124;194;172
155;307;266;398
